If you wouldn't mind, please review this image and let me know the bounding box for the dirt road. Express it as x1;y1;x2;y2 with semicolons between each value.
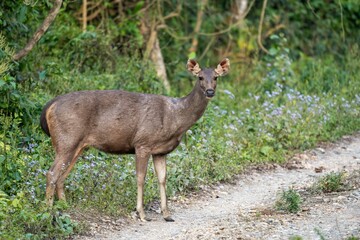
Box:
81;134;360;239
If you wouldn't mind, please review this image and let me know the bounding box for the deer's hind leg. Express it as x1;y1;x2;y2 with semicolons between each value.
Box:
55;145;85;201
46;141;85;206
135;147;151;221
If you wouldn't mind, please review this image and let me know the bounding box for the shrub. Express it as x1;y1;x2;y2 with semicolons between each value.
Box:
275;188;302;213
317;172;346;193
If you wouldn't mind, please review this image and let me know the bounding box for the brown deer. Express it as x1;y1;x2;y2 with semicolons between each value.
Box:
40;58;230;222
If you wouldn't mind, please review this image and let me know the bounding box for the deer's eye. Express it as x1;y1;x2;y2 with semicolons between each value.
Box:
199;76;204;81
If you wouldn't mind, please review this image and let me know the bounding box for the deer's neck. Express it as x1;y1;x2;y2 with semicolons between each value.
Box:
175;81;209;129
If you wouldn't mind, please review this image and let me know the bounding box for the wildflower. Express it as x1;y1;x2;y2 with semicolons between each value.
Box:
229;124;237;131
342;102;351;109
225;133;232;138
271;108;282;116
323;115;329;122
224;89;235;99
355;94;360;104
272;91;279;97
290;112;301;121
286;93;294;101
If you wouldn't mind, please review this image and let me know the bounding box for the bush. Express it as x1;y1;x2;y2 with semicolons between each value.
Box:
317;172;346;193
1;27;360;240
0;191;79;239
275;188;302;213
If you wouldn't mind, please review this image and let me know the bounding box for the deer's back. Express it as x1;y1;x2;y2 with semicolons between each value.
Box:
42;90;185;155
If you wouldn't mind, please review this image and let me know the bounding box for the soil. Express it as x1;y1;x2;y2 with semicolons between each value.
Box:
75;133;360;240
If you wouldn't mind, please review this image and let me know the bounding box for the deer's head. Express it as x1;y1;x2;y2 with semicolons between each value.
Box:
187;58;230;99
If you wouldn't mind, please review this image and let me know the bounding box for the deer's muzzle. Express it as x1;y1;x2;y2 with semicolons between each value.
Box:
205;89;215;98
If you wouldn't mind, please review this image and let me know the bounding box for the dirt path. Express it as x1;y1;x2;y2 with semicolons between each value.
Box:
81;134;360;240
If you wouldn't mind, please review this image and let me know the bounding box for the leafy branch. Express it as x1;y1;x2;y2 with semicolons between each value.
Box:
13;0;63;61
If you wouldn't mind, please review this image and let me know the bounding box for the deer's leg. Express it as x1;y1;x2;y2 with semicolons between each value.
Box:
55;146;85;201
46;150;76;206
153;154;174;222
135;148;151;221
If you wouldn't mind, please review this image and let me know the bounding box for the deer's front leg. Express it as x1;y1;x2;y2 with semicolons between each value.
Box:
153;154;174;222
135;148;151;221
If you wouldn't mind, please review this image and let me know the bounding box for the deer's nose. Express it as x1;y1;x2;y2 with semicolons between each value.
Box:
205;89;215;97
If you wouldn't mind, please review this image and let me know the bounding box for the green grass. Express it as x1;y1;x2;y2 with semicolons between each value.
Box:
290;234;359;240
275;188;302;213
1;43;360;238
347;237;360;240
289;236;303;240
317;172;346;193
308;170;359;195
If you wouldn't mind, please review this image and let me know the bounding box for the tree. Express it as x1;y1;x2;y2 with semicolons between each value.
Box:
140;0;180;93
13;0;63;61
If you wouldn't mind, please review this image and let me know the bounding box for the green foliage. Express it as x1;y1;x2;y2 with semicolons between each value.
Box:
314;228;326;240
0;0;360;238
63;31;117;73
347;237;360;240
0;73;36;122
317;172;346;193
275;188;302;213
64;152;139;214
261;34;294;91
1;46;359;238
0;116;24;195
289;236;303;240
0;34;38;130
0;191;79;239
0;33;14;75
0;190;8;220
262;0;360;58
43;56;165;95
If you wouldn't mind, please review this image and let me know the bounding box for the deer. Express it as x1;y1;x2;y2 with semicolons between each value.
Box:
40;58;230;222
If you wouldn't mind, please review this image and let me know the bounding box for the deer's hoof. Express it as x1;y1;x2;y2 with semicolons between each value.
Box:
136;212;151;222
164;216;175;222
140;216;152;222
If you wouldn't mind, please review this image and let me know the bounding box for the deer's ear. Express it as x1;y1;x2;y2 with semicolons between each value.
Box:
214;58;230;76
187;59;202;76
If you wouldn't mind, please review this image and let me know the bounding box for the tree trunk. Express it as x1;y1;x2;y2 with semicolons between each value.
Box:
150;37;170;92
188;0;208;55
13;0;63;61
140;4;171;93
233;0;248;20
258;0;269;54
82;0;87;32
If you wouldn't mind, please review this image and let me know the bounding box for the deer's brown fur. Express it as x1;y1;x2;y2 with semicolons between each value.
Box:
40;58;230;221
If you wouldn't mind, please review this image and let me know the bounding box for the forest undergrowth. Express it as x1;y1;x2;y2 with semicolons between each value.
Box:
1;1;360;238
